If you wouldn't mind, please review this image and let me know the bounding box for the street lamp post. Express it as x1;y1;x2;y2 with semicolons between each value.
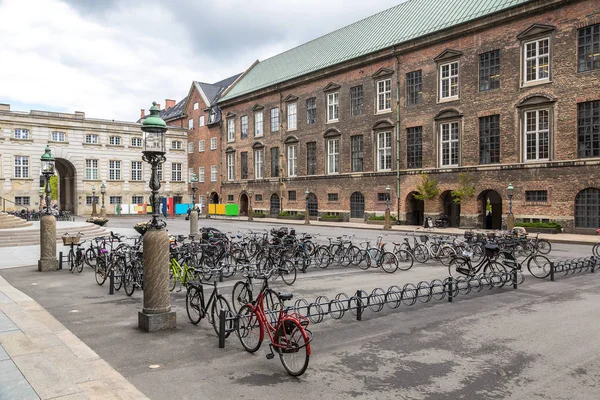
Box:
38;187;44;212
507;183;515;231
304;188;310;225
100;183;106;217
384;185;392;230
248;190;253;221
139;101;175;332
38;145;58;271
189;172;198;235
206;191;211;219
91;186;98;217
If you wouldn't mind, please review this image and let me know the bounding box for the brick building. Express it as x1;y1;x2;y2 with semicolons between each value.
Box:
216;0;600;233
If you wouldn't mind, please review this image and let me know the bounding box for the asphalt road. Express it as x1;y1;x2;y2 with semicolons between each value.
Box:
2;218;599;399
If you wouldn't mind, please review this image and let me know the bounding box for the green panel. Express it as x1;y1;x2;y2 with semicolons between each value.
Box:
225;204;239;216
220;0;531;102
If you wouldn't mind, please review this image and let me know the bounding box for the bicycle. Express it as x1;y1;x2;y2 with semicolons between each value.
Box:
62;233;85;273
231;269;280;313
500;246;552;279
237;272;312;376
448;244;507;279
185;280;233;337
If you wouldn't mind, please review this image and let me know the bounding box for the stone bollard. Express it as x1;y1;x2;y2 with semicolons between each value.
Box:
190;209;199;235
38;215;58;271
138;227;176;332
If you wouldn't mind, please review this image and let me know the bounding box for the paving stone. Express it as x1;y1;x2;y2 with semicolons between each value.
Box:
0;309;19;333
0;290;13;304
0;359;40;400
0;343;9;361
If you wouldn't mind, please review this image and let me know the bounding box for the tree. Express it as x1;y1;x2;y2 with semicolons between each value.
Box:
49;175;58;200
451;173;476;204
413;174;440;201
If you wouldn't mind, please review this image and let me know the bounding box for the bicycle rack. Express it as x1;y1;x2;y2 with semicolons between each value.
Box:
546;256;598;281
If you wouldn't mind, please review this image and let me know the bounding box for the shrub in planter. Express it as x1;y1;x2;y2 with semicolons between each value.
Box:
133;221;151;235
86;217;108;226
252;211;265;218
368;215;397;221
278;211;290;217
515;221;562;229
320;213;343;222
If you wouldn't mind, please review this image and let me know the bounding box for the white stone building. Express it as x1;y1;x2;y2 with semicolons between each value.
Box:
0;103;188;215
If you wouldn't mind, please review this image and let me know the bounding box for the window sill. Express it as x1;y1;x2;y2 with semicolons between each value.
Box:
10;178;34;181
170;148;185;152
83;143;101;146
82;179;102;182
521;79;551;89
327;172;340;176
326;120;339;124
255;134;264;138
107;144;124;148
438;96;459;104
10;138;33;143
287;128;297;132
440;164;459;168
376;110;392;115
210;148;217;151
377;169;392;172
49;140;69;144
524;159;550;164
524;202;550;206
107;180;125;182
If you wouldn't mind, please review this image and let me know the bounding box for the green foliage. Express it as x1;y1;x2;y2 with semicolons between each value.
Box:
515;221;562;229
451;173;476;204
49;175;58;200
278;211;290;217
321;213;341;220
486;199;492;212
413;174;440;201
368;215;397;221
252;211;265;216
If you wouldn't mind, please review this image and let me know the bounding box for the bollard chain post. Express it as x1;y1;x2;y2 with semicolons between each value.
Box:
356;290;362;321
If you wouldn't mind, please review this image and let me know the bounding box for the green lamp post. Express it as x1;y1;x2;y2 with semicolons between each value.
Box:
384;185;392;230
38;144;58;272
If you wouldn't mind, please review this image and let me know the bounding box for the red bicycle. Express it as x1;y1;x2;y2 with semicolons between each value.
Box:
236;271;312;376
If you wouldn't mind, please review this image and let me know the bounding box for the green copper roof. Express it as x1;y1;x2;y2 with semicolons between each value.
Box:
220;0;532;102
142;101;167;128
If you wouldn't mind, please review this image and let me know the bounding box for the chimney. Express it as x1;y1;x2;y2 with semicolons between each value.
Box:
140;109;145;119
165;99;176;110
156;103;161;110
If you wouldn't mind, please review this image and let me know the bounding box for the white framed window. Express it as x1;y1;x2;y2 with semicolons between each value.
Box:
199;167;205;183
254;149;264;179
157;164;163;181
171;163;182;181
287;144;297;177
109;160;121;180
440;122;460;166
109;136;121;146
377;132;392;171
255;111;263;137
171;140;182;150
131;161;143;181
210;165;217;182
131;137;143;147
287;103;297;130
51;131;66;142
85;134;99;144
85;159;98;180
199;140;205;152
15;196;30;206
132;196;144;204
86;196;98;205
327;138;340;174
188;142;194;153
193;102;199;110
524;109;550;161
524;38;550;83
376;79;392;112
227;118;235;142
227;153;235;181
270;108;279;132
210;137;217;150
109;196;122;205
439;61;459;100
327;93;339;122
13;129;29;140
188;118;194;129
14;156;29;178
188;167;194;181
199;116;205;126
241;115;248;138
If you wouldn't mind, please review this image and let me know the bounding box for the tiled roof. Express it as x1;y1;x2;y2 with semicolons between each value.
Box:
161;97;187;121
220;0;533;102
195;73;242;106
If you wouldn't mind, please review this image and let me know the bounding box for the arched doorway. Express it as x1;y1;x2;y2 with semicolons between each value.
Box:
210;192;219;204
441;191;461;227
350;192;365;219
406;192;424;226
239;193;249;216
54;158;76;213
307;193;318;218
478;190;503;230
270;193;280;216
575;188;600;228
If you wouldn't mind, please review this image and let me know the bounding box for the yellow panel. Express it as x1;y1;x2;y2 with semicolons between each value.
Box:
209;204;216;214
216;204;226;215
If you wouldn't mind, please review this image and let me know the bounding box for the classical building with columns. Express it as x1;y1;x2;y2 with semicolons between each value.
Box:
0;103;188;215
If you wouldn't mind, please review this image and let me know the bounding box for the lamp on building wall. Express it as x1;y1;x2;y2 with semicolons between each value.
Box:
304;188;310;225
38;144;58;272
248;190;253;221
91;186;98;217
507;183;515;231
100;182;107;217
384;185;392;230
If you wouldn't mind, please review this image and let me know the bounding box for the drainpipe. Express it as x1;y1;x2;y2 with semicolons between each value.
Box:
279;89;284;204
394;48;401;223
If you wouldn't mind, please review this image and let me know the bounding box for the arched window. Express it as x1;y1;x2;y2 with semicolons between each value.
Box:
575;188;600;228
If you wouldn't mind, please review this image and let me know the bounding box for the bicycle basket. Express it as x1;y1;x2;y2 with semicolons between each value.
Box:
484;244;500;258
61;235;81;245
420;235;429;243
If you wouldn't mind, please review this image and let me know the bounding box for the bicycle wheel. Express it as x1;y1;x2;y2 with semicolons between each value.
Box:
277;319;310;377
470;243;484;263
448;257;472;279
232;281;251;312
356;249;370;270
537;240;552;255
279;260;297;285
593;242;600;257
367;248;382;268
237;304;263;353
67;250;75;272
395;249;414;271
186;286;205;325
124;267;136;296
85;248;97;268
438;247;456;266
413;244;429;263
314;247;332;269
112;259;125;292
527;254;551;279
211;295;233;338
168;265;177;292
380;252;399;273
95;256;107;286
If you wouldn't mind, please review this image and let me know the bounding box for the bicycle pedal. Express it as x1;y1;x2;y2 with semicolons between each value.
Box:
266;353;275;360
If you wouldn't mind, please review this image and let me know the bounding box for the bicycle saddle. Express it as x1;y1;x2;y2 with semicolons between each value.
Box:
277;292;293;301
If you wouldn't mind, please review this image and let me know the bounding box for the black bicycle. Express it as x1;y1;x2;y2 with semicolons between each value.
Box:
231;269;279;313
448;244;507;279
185;280;233;337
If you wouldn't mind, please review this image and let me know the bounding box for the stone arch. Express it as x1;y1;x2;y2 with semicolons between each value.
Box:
477;190;503;230
440;190;461;227
269;193;281;216
53;157;77;214
574;188;600;228
350;192;365;219
239;192;249;216
405;191;424;226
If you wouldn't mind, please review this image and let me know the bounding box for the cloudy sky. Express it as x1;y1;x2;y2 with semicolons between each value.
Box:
0;0;405;122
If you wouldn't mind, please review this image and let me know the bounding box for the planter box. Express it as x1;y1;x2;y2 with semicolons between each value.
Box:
516;227;561;234
367;220;396;225
319;217;343;223
90;221;108;227
277;215;304;220
252;214;266;218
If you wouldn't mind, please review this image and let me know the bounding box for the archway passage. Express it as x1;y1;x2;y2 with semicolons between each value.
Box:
270;193;281;216
210;192;219;204
350;192;365;219
240;193;249;216
575;188;600;228
54;158;76;213
307;193;318;217
406;192;424;226
442;191;461;227
478;190;503;230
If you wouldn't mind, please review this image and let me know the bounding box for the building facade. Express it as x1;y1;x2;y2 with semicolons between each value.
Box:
217;0;600;233
0;104;188;215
